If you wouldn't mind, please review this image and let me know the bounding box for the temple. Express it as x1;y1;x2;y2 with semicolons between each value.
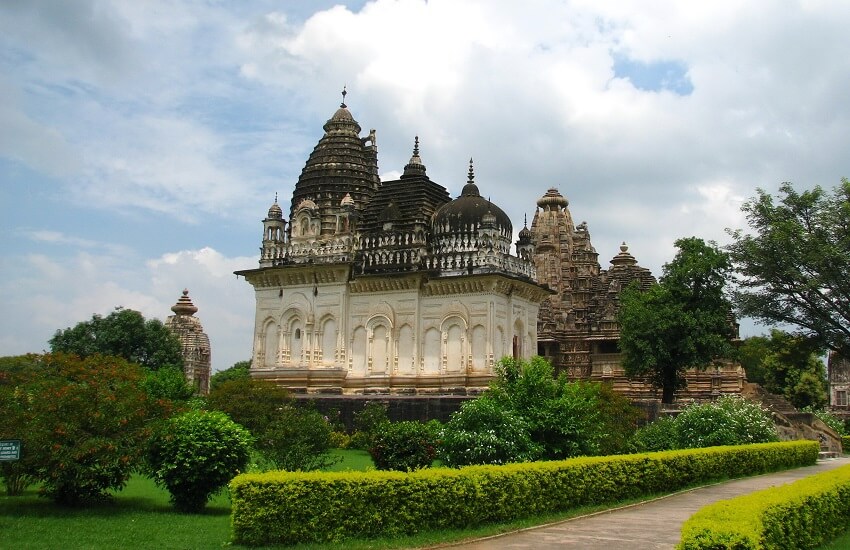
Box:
164;289;212;394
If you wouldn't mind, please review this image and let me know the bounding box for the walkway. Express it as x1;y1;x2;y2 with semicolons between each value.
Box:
444;456;850;549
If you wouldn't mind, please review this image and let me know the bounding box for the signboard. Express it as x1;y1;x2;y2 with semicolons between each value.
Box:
0;440;21;461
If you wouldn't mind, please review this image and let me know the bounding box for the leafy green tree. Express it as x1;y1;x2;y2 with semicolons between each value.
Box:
142;365;195;402
736;334;771;385
350;402;390;450
206;378;291;434
50;307;183;371
0;354;162;504
618;237;735;403
209;360;251;391
743;330;828;409
145;409;252;512
254;406;340;472
727;180;850;360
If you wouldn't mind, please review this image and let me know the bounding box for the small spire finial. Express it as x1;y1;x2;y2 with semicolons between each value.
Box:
413;135;419;156
467;157;474;183
340;85;347;108
524;213;528;227
274;191;278;204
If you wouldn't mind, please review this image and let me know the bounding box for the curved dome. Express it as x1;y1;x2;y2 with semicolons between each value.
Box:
267;198;283;220
537;187;569;210
432;160;512;236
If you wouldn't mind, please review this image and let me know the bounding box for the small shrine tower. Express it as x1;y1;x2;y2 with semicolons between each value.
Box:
165;289;211;394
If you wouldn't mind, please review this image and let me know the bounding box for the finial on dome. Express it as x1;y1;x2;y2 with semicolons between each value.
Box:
467;158;474;184
524;213;528;227
274;191;278;203
620;241;628;252
171;288;198;316
403;135;426;176
340;85;347;108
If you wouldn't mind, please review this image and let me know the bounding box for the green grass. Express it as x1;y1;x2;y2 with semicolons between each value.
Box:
818;529;850;550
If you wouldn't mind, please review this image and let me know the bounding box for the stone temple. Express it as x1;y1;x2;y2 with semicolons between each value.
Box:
236;92;744;400
165;289;211;395
235;94;549;395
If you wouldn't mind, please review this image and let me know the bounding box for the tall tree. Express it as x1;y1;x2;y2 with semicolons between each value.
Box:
49;307;183;371
727;180;850;359
618;237;735;403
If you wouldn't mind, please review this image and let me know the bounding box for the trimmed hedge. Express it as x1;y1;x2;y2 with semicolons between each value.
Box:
679;462;850;549
841;435;850;452
230;441;817;546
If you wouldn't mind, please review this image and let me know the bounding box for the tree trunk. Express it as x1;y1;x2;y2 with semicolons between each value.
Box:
661;384;675;404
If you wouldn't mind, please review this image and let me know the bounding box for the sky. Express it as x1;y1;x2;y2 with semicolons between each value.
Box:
2;1;849;372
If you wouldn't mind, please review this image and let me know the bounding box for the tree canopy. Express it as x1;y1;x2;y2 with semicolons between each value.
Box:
49;307;183;371
738;330;827;409
727;179;850;359
618;237;735;403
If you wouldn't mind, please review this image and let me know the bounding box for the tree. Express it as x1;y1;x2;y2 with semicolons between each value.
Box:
0;354;162;504
206;378;291;434
145;409;252;512
209;360;251;391
727;180;850;360
50;307;184;371
618;237;735;403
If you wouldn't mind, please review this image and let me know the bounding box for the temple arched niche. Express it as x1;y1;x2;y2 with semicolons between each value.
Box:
396;324;415;374
441;315;468;373
367;315;392;374
351;326;367;375
471;324;487;371
513;319;525;358
320;315;337;365
423;327;441;373
262;318;280;368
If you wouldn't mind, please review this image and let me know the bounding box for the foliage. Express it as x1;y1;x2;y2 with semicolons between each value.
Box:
209;359;251;391
350;402;390;450
141;365;194;402
679;462;850;550
145;409;252;512
254;406;340;472
369;420;440;472
629;415;680;453
439;396;543;467
206;377;291;434
49;307;184;371
618;237;736;403
675;396;779;449
739;330;828;409
0;354;163;504
727;179;850;361
230;441;818;546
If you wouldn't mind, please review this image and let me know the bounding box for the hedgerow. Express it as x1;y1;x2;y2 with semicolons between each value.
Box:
231;441;817;546
679;462;850;549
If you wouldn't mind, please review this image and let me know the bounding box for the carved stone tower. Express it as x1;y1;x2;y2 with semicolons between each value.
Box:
165;289;211;394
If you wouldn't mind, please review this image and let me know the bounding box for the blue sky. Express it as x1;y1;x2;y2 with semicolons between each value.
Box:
2;1;850;371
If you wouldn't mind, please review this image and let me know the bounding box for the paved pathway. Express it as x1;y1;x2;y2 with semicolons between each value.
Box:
443;456;850;549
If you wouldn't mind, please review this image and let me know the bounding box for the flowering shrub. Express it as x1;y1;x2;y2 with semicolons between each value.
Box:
438;396;543;466
369;420;440;471
0;354;163;504
802;406;845;435
146;409;252;512
675;395;778;448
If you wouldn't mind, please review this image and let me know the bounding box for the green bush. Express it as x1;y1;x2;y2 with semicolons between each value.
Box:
146;409;252;512
254;406;339;472
142;365;195;401
0;354;163;504
630;415;680;452
369;420;440;472
842;435;850;453
802;407;846;436
349;402;389;450
679;463;850;549
675;395;778;448
231;441;818;546
206;378;291;434
438;396;543;467
330;431;351;449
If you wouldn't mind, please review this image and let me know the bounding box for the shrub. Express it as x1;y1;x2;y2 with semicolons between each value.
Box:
630;415;680;452
146;409;252;512
439;396;543;467
209;360;251;391
350;402;389;450
0;354;162;504
254;406;340;472
231;441;818;546
842;435;850;453
675;395;778;449
369;420;440;471
679;462;850;549
330;431;351;449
